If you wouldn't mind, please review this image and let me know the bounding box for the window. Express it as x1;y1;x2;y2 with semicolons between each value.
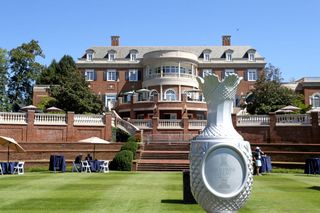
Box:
130;53;137;61
202;69;212;77
165;89;176;101
247;69;257;81
87;52;93;61
312;95;320;108
108;50;116;61
105;94;117;110
85;69;95;81
150;90;158;101
106;69;117;81
249;52;255;61
224;69;235;78
128;69;138;82
226;52;232;61
204;53;210;61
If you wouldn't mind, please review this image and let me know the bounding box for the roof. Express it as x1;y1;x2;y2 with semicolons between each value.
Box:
81;46;264;59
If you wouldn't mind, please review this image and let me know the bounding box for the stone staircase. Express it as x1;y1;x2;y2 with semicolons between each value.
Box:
135;142;190;171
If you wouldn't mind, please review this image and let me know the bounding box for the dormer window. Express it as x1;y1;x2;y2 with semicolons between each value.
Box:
130;50;138;61
86;50;94;61
225;50;233;62
247;49;256;61
108;50;116;61
203;49;211;62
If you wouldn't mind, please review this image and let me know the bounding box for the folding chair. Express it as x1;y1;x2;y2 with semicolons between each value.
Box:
81;160;91;173
100;160;109;173
72;161;81;172
0;164;3;175
13;162;25;175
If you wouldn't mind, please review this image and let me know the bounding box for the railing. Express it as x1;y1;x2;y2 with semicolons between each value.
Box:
34;113;67;125
129;119;152;129
112;110;139;135
237;115;270;126
143;133;196;143
145;73;195;80
158;119;183;129
74;114;104;126
276;114;311;125
0;112;27;124
189;120;207;129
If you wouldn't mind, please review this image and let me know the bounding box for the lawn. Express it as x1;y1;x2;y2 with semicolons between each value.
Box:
0;172;319;213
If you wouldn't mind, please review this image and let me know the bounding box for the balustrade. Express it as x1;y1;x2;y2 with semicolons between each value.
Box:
237;115;270;126
188;120;207;129
34;113;67;125
129;119;152;129
74;114;104;126
158;119;183;129
0;112;27;124
276;114;311;125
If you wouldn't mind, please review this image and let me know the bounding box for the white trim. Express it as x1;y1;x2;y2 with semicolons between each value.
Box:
106;69;117;81
85;69;95;81
128;69;138;82
247;69;257;81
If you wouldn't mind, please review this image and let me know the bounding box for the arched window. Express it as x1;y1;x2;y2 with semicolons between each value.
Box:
129;49;138;61
86;49;95;61
108;50;116;61
202;49;212;61
312;94;320;108
165;89;176;101
150;90;158;101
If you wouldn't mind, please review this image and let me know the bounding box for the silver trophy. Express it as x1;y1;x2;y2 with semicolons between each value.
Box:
190;74;253;213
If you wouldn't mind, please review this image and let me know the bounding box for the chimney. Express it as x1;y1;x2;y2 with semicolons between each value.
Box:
222;35;231;46
111;36;120;46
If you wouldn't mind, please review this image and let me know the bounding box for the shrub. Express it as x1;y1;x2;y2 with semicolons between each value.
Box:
109;150;133;171
113;127;130;142
121;141;138;159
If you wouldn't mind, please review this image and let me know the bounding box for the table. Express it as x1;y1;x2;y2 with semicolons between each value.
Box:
304;158;320;174
0;162;18;174
49;155;66;172
88;160;104;172
260;156;272;173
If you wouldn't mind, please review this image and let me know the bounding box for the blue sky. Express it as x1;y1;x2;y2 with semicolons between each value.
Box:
1;0;319;82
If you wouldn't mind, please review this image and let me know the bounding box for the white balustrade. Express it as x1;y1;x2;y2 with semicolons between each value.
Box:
129;119;152;129
237;115;270;126
34;113;67;125
189;120;207;129
74;114;104;126
158;119;183;129
0;112;27;124
276;114;311;125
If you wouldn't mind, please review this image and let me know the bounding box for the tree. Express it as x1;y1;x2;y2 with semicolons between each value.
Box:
0;48;11;111
246;64;305;114
7;40;44;109
37;55;103;114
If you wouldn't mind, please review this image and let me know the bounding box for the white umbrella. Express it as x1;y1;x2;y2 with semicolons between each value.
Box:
136;88;150;93
275;109;293;114
78;137;112;159
0;136;26;163
306;108;320;113
46;106;63;112
281;105;301;111
20;105;38;111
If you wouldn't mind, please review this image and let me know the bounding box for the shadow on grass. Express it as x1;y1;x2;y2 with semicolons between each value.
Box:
308;186;320;191
161;199;185;204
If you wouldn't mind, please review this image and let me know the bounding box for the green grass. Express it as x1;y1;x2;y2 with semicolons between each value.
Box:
0;172;319;213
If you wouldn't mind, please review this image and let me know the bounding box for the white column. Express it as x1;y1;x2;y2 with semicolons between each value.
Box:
161;66;163;77
191;64;194;77
179;85;181;101
178;62;181;77
160;84;163;101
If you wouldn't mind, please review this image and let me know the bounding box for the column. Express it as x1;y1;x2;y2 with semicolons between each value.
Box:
104;113;112;141
66;111;75;142
178;62;181;77
26;110;35;142
179;85;182;101
160;84;163;101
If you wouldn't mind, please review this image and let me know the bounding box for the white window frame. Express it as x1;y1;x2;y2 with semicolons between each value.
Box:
86;52;93;61
248;52;255;61
164;89;176;101
128;69;138;82
108;51;116;61
202;69;212;78
224;69;235;78
106;69;117;81
226;52;232;61
203;53;210;61
247;69;257;81
311;94;320;108
85;69;95;81
105;94;117;110
130;52;137;61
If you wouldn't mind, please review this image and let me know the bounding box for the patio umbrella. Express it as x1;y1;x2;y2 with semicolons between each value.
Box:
136;88;150;93
20;105;38;111
0;136;26;163
46;106;63;112
275;109;293;114
281;105;301;111
78;137;112;160
306;108;320;113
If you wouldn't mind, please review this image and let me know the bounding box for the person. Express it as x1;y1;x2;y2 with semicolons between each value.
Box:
254;146;265;176
74;154;82;164
85;153;93;161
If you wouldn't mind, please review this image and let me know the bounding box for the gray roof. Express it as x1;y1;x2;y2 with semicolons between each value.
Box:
83;46;264;59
